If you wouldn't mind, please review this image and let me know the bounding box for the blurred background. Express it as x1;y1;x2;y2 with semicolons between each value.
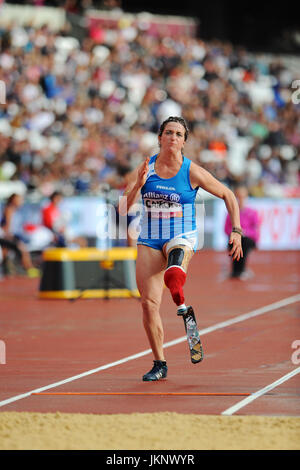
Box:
0;0;299;276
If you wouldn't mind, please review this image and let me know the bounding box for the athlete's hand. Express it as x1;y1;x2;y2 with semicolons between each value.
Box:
228;232;243;261
136;157;150;189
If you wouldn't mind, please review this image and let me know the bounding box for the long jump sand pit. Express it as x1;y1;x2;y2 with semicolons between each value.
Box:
0;411;299;450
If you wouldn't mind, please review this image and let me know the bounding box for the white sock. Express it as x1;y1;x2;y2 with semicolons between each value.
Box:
178;303;187;311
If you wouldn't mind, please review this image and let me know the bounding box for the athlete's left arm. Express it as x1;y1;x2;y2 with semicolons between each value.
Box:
190;163;243;261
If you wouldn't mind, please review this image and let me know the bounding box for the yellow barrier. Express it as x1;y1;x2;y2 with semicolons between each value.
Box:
39;247;139;299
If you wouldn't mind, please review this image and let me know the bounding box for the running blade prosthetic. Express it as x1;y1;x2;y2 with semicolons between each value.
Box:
177;305;204;364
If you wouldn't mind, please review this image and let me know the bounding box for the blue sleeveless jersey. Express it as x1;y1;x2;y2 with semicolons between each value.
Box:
137;154;198;249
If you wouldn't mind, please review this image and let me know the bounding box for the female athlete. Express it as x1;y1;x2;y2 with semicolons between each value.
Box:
119;116;243;381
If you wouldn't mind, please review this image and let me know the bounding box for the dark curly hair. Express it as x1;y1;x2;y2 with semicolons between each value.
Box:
158;116;189;142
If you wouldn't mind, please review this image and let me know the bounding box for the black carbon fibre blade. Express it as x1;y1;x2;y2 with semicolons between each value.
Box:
181;306;204;364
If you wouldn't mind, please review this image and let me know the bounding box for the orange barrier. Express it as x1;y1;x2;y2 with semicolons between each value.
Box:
32;392;250;396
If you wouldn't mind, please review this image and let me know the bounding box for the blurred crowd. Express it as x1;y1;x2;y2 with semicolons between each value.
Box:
3;0;118;13
0;10;299;201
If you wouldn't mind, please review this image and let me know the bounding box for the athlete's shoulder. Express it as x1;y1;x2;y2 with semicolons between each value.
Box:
188;160;213;189
146;154;157;178
189;160;209;176
182;155;193;165
149;153;158;164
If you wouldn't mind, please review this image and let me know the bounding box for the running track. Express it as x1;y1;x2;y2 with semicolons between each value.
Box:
0;250;299;416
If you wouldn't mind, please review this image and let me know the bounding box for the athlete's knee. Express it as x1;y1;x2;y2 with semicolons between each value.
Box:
141;298;162;331
141;296;161;315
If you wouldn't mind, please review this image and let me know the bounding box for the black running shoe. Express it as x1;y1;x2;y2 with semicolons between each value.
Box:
142;360;168;381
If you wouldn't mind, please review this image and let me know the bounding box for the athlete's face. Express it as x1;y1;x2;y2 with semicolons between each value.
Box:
158;122;186;154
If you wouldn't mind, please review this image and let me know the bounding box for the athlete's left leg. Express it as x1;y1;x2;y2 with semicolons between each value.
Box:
136;244;167;362
163;238;194;308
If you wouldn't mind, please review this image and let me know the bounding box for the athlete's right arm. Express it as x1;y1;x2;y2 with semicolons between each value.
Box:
118;157;150;216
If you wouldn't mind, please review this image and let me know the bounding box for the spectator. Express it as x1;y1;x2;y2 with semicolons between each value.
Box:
224;185;260;280
0;16;298;200
41;191;67;247
41;190;87;247
0;193;40;277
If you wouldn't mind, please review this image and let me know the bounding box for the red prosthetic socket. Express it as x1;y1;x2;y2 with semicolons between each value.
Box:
164;266;187;306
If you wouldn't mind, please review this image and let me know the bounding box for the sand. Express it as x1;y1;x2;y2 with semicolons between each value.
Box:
0;411;299;450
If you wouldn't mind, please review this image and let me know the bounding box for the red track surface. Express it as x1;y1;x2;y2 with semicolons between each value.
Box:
0;250;299;416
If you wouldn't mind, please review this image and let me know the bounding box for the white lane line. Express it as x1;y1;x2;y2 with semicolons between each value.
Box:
0;293;299;409
163;293;300;349
221;366;300;416
0;349;152;408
